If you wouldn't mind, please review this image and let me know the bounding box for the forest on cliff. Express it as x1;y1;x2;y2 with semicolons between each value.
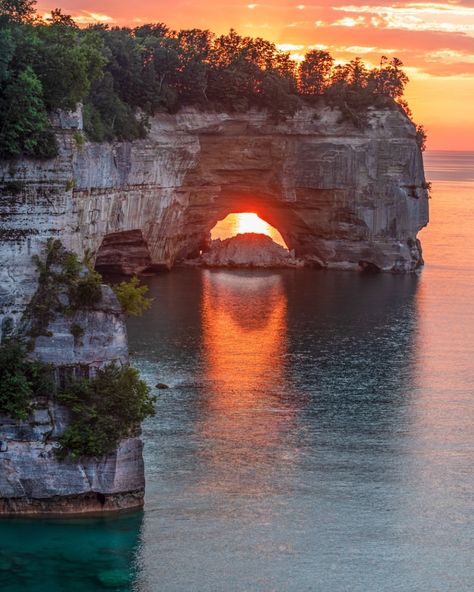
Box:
0;0;422;159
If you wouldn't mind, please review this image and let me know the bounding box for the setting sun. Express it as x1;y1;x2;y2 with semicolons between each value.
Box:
211;213;287;248
236;213;272;235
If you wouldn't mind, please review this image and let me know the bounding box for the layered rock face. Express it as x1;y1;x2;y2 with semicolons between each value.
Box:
72;106;427;274
0;285;146;515
199;233;302;268
0;104;428;513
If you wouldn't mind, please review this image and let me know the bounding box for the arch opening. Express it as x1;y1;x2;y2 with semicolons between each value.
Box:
210;212;288;249
196;208;305;268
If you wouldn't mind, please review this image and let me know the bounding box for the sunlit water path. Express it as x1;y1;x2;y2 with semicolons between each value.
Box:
1;151;473;591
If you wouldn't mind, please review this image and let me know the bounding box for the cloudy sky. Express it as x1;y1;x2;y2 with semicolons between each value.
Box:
37;1;474;149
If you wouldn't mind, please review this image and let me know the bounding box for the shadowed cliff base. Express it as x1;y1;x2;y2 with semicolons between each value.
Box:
94;230;167;275
0;490;144;516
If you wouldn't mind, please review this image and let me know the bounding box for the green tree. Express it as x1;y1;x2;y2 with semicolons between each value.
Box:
57;363;156;459
0;341;53;420
0;65;56;158
0;28;15;83
47;8;77;27
370;56;408;100
175;29;212;104
33;23;105;111
113;276;153;317
0;0;37;23
84;72;148;141
258;71;300;121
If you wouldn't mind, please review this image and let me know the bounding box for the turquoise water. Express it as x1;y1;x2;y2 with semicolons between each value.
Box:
0;514;142;591
1;151;473;591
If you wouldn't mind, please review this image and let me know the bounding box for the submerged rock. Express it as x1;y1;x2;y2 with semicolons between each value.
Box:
200;233;303;268
97;569;130;588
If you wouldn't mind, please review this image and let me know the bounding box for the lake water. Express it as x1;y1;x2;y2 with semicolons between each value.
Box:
1;151;473;591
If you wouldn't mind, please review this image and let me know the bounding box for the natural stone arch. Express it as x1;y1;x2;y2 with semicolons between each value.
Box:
67;107;429;275
178;190;321;263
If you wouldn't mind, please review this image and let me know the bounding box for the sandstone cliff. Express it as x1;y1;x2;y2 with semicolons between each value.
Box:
0;104;429;513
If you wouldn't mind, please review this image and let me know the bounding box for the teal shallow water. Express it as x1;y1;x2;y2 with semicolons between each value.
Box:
1;151;473;591
0;514;143;591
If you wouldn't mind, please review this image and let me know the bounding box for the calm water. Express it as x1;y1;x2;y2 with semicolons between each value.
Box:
1;151;474;591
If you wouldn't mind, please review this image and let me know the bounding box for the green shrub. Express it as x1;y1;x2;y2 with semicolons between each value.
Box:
113;276;153;317
0;341;53;420
416;124;428;151
71;270;102;308
62;251;82;279
70;322;84;345
56;363;156;459
26;239;103;339
72;130;85;147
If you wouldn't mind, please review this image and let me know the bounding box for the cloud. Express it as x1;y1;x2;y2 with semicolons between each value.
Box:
331;16;367;27
338;45;397;53
333;2;474;34
276;43;305;51
71;11;115;24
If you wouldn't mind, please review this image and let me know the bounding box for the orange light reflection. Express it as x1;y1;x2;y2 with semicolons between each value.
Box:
197;271;297;496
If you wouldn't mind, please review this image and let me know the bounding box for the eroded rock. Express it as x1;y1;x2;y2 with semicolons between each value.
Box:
0;105;429;326
0;104;429;513
199;233;303;268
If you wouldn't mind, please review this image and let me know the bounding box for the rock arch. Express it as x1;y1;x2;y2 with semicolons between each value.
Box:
70;108;428;274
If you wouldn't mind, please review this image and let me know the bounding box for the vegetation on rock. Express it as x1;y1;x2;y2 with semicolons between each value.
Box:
112;276;153;317
0;0;422;159
69;322;84;345
1;238;156;458
0;340;156;458
0;340;53;419
56;363;156;459
26;238;103;339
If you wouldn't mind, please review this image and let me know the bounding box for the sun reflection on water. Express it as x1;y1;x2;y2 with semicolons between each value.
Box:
197;270;297;496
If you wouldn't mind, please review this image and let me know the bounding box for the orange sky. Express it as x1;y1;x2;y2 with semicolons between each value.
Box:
37;1;474;150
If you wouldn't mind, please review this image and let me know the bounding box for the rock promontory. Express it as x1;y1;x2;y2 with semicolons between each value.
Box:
0;104;429;514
